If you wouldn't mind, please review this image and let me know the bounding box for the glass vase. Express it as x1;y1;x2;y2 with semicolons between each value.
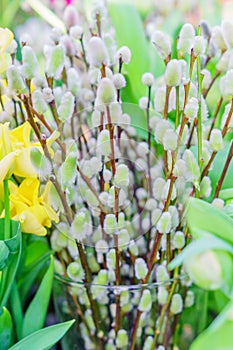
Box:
53;273;195;350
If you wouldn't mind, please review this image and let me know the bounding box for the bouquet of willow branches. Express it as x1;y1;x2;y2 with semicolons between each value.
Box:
2;1;233;349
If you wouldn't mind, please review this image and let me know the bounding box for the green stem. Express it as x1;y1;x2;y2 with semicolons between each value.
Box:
196;54;203;170
3;179;11;240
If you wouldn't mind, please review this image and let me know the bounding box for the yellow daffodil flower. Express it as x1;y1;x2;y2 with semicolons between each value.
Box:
0;28;14;73
9;178;59;236
0;122;37;182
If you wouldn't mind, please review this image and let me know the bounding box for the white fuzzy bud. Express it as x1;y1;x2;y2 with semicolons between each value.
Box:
135;258;148;280
209;129;224;151
200;176;212;198
6;66;27;94
97;130;111;156
154;119;170;144
88;36;108;67
45;45;65;78
156;265;170;282
32;90;48;114
153;177;166;201
170;293;183;314
182;149;200;182
168;205;179;230
138;290;152;312
67;261;84;282
217;50;231;72
173;231;185;249
143;337;154;350
113;73;126;89
193;36;206;56
139;96;149;110
185;290;195;308
115;164;129;188
116;330;128;348
57;92;75;121
222;20;233;48
212;198;224;209
104;214;118;235
142;72;154;87
63;5;79;28
158;286;168;305
95;239;108;254
70;25;83;40
211;26;227;52
67;67;81;96
162;129;178;151
116;46;131;64
22;46;38;79
224;69;233;97
201;69;211;90
165;59;182;87
151;30;171;60
96;77;116;105
154;87;166;113
42;87;54;103
107;249;116;270
128;240;139;256
109;102;122;123
157;212;172;234
177;23;195;55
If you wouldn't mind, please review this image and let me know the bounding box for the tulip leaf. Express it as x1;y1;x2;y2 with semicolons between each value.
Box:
169;235;233;271
185;198;233;244
22;255;54;338
219;188;233;201
0;307;13;350
8;320;75;350
0;219;22;310
190;299;233;350
209;142;233;195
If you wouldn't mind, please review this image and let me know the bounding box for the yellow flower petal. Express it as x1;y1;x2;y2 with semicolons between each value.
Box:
13;178;40;206
14;148;37;178
0;152;15;182
0;122;12;158
17;211;47;236
10;122;32;149
0;54;7;74
0;28;14;52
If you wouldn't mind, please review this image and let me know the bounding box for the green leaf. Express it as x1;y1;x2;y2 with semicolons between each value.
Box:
185;198;233;244
219;188;233;201
9;282;23;340
0;219;22;310
0;307;13;350
22;255;54;338
190;298;233;350
209;143;233;195
169;235;233;270
8;320;75;350
0;241;9;269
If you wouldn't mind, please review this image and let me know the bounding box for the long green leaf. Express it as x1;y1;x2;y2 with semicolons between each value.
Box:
22;255;54;338
9;282;23;340
0;307;13;350
8;320;75;350
186;198;233;244
0;219;22;309
190;298;233;350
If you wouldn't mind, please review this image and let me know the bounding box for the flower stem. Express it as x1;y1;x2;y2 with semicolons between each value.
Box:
214;141;233;198
3;179;11;240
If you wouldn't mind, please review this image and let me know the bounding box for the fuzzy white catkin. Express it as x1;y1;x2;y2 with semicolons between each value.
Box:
156;265;170;282
223;69;233;96
177;23;195;55
135;258;148;280
209;129;224;151
222;20;233;48
170;294;183;314
104;214;118;235
142;72;154;87
88;36;108;67
151;30;171;60
138;290;152;312
113;73;126;89
201;69;212;90
154;87;166;113
173;231;185;249
96;77;116;105
157;212;172;234
162;129;178;151
165;59;182;87
96;129;111;156
114;164;130;187
184;97;198;120
193;36;206;56
117;46;131;64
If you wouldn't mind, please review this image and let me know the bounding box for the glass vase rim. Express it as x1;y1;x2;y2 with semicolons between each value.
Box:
54;272;187;291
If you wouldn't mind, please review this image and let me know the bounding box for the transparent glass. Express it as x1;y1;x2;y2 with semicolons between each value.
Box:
53;274;193;350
